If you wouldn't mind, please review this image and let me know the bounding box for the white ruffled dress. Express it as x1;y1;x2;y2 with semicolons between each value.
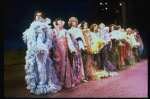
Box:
22;18;63;95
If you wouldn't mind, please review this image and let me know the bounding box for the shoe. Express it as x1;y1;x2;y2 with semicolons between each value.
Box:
108;72;119;77
82;79;88;83
71;84;75;88
103;66;107;72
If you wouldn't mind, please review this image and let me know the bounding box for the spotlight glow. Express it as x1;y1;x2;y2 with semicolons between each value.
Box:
119;3;122;6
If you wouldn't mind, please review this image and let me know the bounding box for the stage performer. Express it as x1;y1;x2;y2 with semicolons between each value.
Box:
22;11;62;95
68;17;87;86
132;29;142;62
109;26;127;69
125;28;137;66
52;18;78;88
98;23;116;71
80;21;90;80
84;24;108;79
118;28;131;66
133;29;144;61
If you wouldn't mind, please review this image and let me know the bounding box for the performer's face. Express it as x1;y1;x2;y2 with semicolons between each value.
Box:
95;26;98;30
131;31;136;35
127;30;131;35
72;21;77;27
94;26;98;33
99;24;105;29
84;23;88;29
57;20;62;25
36;13;42;21
111;26;114;32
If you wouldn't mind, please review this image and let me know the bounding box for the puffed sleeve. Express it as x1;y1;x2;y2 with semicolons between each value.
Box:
26;22;39;50
22;21;38;45
30;23;48;55
102;27;111;43
22;28;30;44
105;32;111;43
66;31;77;53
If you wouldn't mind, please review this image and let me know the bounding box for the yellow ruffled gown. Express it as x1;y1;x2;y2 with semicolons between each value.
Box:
83;31;108;79
86;32;105;54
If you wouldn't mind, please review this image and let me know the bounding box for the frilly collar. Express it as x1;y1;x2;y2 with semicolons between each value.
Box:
33;18;51;24
40;18;51;24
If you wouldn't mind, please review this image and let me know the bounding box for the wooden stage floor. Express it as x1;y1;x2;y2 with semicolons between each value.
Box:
4;58;148;98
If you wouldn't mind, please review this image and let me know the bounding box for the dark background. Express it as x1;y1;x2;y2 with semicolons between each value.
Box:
4;1;148;56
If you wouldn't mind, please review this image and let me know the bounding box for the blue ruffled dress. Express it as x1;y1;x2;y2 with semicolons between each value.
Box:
22;18;63;95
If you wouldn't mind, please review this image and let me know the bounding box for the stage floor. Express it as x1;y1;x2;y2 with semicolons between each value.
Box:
4;58;148;98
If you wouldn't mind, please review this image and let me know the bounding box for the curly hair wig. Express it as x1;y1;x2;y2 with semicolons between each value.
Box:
80;21;88;30
90;24;98;33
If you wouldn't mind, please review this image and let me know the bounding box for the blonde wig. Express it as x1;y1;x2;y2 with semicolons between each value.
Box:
126;28;132;32
68;17;78;27
99;23;105;27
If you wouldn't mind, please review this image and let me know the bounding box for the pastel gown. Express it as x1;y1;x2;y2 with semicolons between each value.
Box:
98;27;117;71
109;30;130;69
125;34;137;66
119;38;131;65
22;18;62;95
84;31;108;80
68;28;86;84
52;27;77;88
117;33;130;67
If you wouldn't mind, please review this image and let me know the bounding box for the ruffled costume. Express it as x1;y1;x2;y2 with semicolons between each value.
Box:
86;35;104;53
22;18;62;95
68;28;86;84
81;29;90;72
52;22;77;88
98;27;117;71
109;30;126;69
135;33;144;57
84;31;108;79
125;34;138;66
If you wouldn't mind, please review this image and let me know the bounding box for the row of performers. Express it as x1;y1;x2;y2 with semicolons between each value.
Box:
22;11;143;95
